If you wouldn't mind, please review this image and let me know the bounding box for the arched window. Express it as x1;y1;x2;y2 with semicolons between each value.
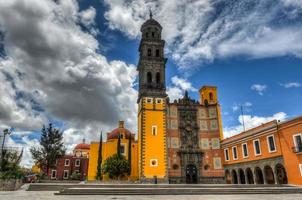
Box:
147;48;152;56
156;72;160;84
156;49;160;57
146;32;149;38
209;92;213;101
152;32;155;38
147;72;152;83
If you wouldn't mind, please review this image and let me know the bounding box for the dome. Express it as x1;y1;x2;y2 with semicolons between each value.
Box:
107;121;135;140
74;143;90;150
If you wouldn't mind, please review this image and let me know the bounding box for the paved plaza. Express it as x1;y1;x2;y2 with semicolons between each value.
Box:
1;189;302;200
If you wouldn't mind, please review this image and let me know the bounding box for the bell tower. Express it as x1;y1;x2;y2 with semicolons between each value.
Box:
137;12;168;182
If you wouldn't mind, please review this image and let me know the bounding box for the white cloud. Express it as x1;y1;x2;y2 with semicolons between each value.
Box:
79;6;96;27
0;0;138;167
232;102;252;112
167;76;197;101
171;76;197;92
251;84;267;95
280;82;302;88
223;112;287;138
103;0;302;69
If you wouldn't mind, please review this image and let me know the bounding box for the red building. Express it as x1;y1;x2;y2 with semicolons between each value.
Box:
47;142;90;181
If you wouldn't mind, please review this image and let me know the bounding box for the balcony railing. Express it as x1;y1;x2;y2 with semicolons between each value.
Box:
292;145;302;153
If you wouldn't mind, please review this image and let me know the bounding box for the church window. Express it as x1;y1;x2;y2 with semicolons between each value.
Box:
146;97;153;103
156;72;160;84
147;48;152;56
152;32;155;38
171;137;179;148
156;98;162;104
150;159;158;167
152;125;157;136
146;32;149;38
199;108;207;118
120;145;125;155
119;134;123;139
171;120;178;129
209;92;213;101
199;120;208;131
209;107;217;118
224;148;230;161
147;72;152;83
210;120;218;130
156;49;160;57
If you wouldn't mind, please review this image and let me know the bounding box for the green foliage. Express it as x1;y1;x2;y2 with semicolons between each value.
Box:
30;123;65;176
70;171;81;180
102;154;130;179
0;149;24;180
95;133;103;180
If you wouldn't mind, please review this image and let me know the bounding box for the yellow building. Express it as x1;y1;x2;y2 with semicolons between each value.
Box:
87;121;138;181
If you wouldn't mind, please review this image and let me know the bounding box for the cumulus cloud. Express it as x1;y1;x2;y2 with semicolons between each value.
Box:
251;84;267;95
223;112;287;138
167;76;196;101
280;82;302;88
0;0;137;167
103;0;302;68
79;6;96;27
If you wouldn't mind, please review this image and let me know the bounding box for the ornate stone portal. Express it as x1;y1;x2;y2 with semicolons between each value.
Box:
177;92;203;183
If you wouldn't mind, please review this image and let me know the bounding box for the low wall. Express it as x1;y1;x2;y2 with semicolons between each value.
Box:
0;179;23;191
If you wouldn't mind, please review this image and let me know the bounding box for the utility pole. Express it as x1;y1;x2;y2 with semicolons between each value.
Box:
241;105;246;132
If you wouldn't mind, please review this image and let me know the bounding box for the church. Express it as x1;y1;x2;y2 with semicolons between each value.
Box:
136;13;224;183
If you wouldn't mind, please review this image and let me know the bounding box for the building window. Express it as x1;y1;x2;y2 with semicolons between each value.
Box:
210;120;218;130
253;139;261;156
120;134;123;139
293;133;302;153
152;125;157;136
156;72;160;84
150;159;158;167
147;72;152;83
199;120;208;131
213;157;222;169
299;164;302;176
51;170;57;179
199;108;207;118
63;170;69;179
146;32;149;38
120;145;125;155
152;32;155;38
267;135;276;153
64;159;70;166
146;97;153;103
242;143;249;158
171;137;179;148
156;49;160;57
147;48;152;56
171;120;178;129
209;107;217;118
232;146;238;160
224;148;230;161
211;138;220;149
75;159;80;167
209;92;213;101
156;98;162;104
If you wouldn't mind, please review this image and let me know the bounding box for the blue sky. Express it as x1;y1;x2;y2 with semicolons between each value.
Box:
0;0;302;167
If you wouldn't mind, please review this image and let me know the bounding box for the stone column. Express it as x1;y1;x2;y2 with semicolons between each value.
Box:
273;168;278;184
263;167;268;184
237;170;241;184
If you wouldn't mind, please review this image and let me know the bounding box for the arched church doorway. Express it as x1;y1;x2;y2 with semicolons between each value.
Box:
231;170;238;184
186;164;198;184
255;167;264;184
275;164;288;184
246;168;254;184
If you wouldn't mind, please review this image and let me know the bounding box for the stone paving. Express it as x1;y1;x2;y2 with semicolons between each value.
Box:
1;190;302;200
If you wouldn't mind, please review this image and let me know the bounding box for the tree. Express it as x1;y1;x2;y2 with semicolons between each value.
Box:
0;148;24;179
117;133;121;157
95;132;103;180
30;123;65;177
102;154;130;179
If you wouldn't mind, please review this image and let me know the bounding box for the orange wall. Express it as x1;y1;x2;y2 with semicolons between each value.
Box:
223;131;282;165
279;119;302;185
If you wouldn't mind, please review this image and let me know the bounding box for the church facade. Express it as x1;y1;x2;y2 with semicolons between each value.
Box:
137;15;224;183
